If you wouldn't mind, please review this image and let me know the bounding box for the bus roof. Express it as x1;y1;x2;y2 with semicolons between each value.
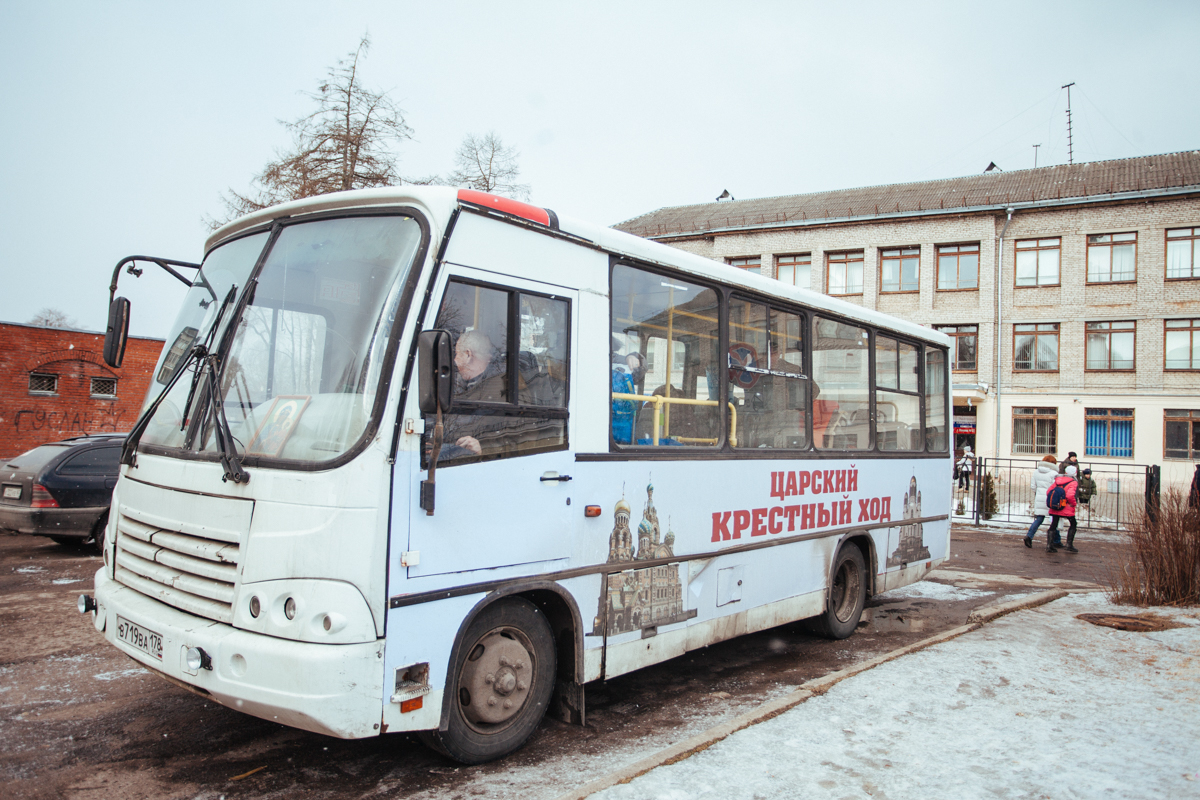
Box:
206;186;950;347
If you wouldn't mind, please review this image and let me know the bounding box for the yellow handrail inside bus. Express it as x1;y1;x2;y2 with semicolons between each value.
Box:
612;393;738;447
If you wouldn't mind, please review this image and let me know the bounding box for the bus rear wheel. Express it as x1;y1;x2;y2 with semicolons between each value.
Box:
420;597;555;764
811;545;866;640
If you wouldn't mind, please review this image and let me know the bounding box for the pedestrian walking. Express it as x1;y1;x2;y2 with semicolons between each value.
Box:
956;446;975;491
1024;454;1060;548
1046;465;1080;553
1058;450;1079;474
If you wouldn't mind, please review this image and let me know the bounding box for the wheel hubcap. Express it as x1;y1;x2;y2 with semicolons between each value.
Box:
458;629;534;729
832;561;862;623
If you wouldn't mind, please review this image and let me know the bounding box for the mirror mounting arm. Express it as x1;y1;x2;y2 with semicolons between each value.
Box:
108;255;201;304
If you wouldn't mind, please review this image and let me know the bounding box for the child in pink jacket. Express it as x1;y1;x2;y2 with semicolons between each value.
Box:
1045;465;1079;553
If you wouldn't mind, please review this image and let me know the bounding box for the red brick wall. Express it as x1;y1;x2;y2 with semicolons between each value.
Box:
0;322;164;460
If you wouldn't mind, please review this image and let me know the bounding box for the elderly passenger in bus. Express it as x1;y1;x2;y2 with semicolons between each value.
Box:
444;329;508;456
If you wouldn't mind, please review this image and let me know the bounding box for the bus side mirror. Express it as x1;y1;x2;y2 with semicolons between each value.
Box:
103;297;131;368
418;330;453;414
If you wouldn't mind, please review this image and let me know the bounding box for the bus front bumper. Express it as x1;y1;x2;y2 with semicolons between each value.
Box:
92;568;385;739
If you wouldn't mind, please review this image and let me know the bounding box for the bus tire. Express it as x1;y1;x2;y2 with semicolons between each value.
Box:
811;545;866;640
421;597;555;764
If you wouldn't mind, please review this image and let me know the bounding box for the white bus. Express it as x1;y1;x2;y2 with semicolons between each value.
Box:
83;186;952;764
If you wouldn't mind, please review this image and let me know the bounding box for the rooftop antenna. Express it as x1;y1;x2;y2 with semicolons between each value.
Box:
1033;143;1041;167
1062;82;1075;165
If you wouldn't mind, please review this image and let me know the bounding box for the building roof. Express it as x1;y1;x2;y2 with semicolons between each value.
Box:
615;150;1200;239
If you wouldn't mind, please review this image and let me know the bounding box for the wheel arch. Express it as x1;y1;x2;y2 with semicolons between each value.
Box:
835;530;878;600
436;580;584;731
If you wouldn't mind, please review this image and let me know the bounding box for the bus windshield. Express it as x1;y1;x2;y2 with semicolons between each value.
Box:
139;214;423;465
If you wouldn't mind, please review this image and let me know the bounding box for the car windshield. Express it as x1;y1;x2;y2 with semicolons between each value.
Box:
139;214;423;466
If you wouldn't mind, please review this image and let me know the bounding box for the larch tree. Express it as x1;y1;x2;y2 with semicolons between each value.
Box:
211;36;417;228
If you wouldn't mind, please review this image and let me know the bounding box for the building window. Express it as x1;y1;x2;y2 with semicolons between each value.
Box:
776;253;811;288
1013;323;1059;371
826;251;864;295
727;256;761;275
1015;238;1061;287
1166;227;1200;280
1087;232;1136;283
1013;407;1057;455
936;243;979;290
29;373;57;394
1164;409;1200;459
1165;318;1200;370
1086;408;1134;458
880;247;919;293
936;325;977;372
90;377;117;398
1085;321;1135;370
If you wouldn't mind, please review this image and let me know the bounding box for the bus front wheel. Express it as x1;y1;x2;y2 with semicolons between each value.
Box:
421;597;556;764
811;545;866;640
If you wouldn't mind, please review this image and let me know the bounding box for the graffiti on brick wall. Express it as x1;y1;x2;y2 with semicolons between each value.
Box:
14;408;124;434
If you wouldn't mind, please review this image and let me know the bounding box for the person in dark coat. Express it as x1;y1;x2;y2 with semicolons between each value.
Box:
1058;451;1079;474
1046;465;1079;553
1190;464;1200;510
1077;468;1096;505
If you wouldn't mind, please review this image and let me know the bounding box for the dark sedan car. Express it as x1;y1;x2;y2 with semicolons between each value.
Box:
0;434;125;551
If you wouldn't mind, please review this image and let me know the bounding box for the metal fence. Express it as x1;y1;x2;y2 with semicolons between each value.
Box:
951;457;1158;532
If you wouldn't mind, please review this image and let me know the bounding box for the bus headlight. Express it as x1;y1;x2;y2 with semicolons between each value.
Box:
231;579;377;644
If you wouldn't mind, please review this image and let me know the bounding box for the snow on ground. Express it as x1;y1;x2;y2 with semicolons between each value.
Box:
589;593;1200;800
875;581;993;601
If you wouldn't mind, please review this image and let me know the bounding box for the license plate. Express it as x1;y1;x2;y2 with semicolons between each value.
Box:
116;615;163;660
2;485;19;499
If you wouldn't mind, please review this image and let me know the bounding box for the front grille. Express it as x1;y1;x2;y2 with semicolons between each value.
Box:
114;513;240;624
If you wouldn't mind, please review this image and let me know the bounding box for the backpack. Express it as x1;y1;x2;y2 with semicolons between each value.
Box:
1047;482;1069;512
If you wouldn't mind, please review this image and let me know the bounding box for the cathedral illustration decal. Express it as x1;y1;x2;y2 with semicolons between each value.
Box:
590;480;697;637
887;475;932;567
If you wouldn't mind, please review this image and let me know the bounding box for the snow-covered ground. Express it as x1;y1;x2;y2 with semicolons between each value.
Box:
588;593;1200;800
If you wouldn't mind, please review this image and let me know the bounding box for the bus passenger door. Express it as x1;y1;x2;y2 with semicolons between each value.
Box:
405;265;579;577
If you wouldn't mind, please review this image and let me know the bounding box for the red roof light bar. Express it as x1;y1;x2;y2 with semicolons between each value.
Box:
457;189;552;228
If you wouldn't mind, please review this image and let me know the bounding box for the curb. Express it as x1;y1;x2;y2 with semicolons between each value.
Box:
551;588;1070;800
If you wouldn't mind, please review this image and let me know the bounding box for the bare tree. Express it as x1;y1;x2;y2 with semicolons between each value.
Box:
448;132;530;200
210;36;413;228
29;308;76;329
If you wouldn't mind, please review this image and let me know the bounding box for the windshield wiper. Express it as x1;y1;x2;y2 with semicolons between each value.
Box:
200;350;249;484
120;342;205;468
120;285;243;475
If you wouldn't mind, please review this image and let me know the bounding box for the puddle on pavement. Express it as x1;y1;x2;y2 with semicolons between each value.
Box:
860;606;927;633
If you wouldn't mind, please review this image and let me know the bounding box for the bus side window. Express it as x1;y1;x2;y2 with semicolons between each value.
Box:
813;317;871;450
424;280;569;466
728;298;808;449
611;265;720;448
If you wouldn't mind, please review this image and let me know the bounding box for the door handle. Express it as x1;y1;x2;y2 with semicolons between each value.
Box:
540;474;572;482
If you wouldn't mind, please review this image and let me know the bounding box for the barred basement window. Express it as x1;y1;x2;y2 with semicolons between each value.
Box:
29;373;57;394
1013;407;1057;455
91;377;117;397
1164;409;1200;460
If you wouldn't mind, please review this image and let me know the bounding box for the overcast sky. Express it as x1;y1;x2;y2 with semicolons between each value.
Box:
2;1;1197;338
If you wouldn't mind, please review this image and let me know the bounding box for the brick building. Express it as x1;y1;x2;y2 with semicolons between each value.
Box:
616;151;1200;486
0;321;164;460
